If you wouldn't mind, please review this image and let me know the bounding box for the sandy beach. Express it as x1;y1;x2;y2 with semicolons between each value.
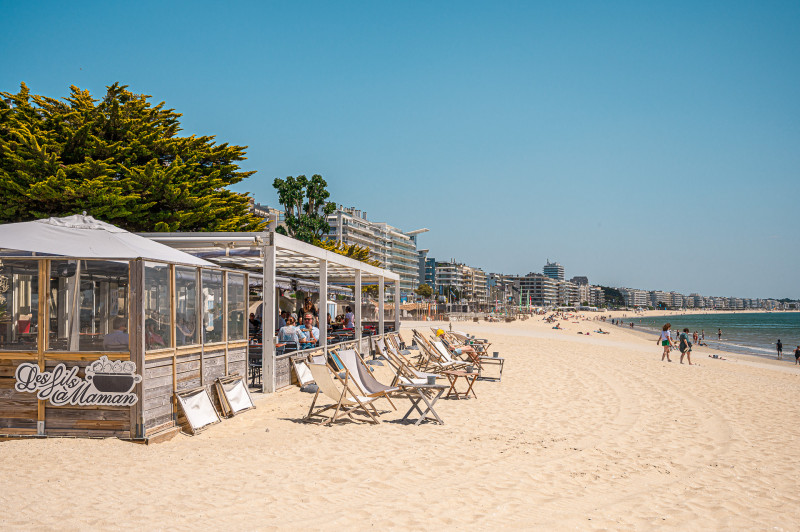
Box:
2;315;799;530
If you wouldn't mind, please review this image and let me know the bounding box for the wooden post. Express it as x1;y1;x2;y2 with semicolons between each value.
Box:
130;259;145;439
354;270;362;344
319;259;327;354
37;259;47;435
394;280;401;332
378;276;385;337
223;271;228;375
262;233;276;393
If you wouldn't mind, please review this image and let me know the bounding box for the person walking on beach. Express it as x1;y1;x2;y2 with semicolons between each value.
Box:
679;328;693;365
795;345;800;365
658;323;674;362
776;339;783;360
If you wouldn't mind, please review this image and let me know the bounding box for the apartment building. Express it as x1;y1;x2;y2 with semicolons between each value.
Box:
325;206;428;297
517;273;558;307
543;260;565;281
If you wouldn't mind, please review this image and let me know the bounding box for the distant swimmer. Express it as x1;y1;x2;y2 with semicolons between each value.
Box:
776;339;783;360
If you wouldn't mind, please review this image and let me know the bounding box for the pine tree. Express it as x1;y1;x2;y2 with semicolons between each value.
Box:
0;82;266;232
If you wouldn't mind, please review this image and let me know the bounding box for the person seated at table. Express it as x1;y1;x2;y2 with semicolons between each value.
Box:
249;312;261;336
297;313;319;349
103;317;129;350
145;319;166;349
277;316;301;344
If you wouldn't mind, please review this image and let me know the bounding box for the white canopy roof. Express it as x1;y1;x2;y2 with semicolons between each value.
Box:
0;214;212;267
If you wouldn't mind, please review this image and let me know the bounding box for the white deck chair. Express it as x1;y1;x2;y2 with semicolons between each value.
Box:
304;363;381;425
335;349;398;410
428;340;472;371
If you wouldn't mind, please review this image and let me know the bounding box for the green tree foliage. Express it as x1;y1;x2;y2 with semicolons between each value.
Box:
598;286;625;307
0;82;266;232
273;174;380;266
415;283;433;298
272;174;336;243
315;238;380;267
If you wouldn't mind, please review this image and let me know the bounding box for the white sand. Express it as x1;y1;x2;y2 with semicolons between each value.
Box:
2;316;799;530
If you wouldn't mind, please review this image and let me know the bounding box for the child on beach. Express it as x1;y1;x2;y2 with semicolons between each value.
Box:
658;323;674;362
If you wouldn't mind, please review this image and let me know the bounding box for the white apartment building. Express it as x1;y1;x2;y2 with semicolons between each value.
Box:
461;265;488;304
620;288;649;307
325;206;427;297
557;280;580;306
517;273;558;307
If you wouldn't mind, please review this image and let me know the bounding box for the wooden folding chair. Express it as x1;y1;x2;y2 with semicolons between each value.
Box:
304;363;381;425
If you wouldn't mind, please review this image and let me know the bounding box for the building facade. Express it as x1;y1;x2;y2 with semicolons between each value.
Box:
543;260;565;281
325;206;428;298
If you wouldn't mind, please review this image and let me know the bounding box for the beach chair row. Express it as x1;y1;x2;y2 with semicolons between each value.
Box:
293;330;503;426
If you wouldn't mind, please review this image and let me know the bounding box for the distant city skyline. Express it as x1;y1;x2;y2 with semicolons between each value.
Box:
3;1;798;299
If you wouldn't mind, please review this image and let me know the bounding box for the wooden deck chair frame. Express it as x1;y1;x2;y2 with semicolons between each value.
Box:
175;385;222;435
304;363;381;425
215;375;256;418
331;347;398;411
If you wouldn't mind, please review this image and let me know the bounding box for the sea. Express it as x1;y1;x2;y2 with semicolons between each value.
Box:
619;312;800;359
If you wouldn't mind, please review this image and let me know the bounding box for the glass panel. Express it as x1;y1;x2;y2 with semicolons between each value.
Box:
227;273;245;341
201;269;224;344
175;266;198;347
48;260;129;352
145;262;171;350
0;259;40;351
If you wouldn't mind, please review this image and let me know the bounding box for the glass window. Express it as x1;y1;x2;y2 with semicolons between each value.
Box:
48;260;129;352
0;259;40;351
201;269;224;344
227;273;245;341
175;266;198;347
145;262;171;350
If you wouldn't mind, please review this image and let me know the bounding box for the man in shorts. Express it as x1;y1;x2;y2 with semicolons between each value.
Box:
794;345;800;365
776;339;783;360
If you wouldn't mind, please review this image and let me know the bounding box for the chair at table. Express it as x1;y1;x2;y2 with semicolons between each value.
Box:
304;363;381;425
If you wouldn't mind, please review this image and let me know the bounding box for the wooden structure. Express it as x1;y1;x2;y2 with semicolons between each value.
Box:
142;231;401;394
0;222;398;441
0;255;250;441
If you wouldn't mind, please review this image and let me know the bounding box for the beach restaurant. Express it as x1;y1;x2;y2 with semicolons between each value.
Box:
0;215;399;441
140;230;401;392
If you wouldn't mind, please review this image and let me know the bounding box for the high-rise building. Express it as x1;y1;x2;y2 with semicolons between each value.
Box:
570;276;589;286
324;206;428;297
543;260;565;281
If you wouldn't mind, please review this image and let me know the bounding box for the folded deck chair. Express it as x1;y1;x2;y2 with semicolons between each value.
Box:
291;358;317;391
304;363;381;425
335;349;398;410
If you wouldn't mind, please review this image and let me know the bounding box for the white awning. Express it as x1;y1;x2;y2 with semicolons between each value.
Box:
0;214;212;267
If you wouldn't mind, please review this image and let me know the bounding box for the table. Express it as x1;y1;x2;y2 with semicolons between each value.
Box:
398;383;448;425
442;370;478;400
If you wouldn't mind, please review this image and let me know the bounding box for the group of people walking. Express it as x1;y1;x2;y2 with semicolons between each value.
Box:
657;323;695;364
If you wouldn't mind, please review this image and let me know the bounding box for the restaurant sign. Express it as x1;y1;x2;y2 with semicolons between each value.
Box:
15;356;142;406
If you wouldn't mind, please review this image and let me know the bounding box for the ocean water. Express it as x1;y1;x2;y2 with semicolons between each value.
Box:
619;312;800;359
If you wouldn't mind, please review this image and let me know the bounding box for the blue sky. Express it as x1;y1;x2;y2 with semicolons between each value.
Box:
3;1;799;298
